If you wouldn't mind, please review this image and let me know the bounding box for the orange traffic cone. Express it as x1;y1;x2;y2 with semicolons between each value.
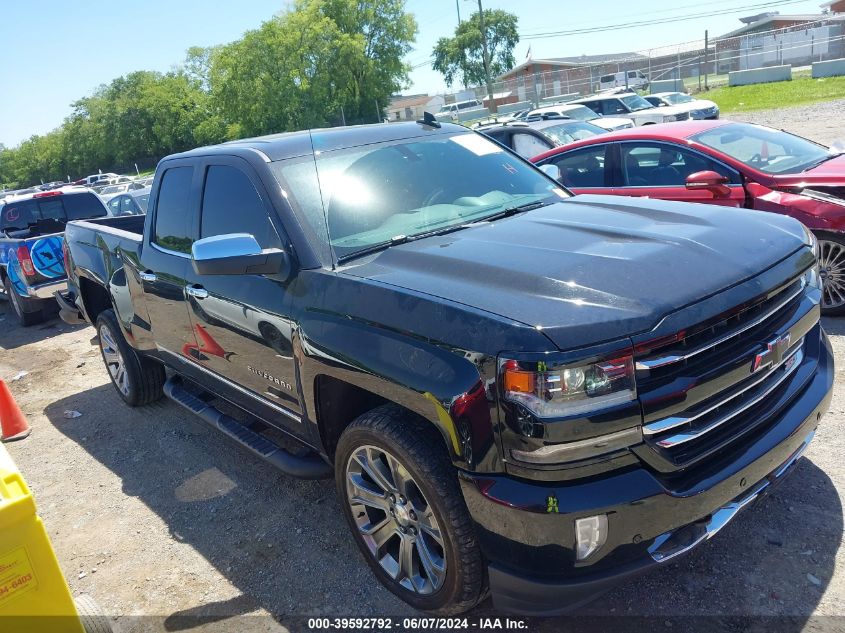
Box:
194;324;228;359
0;378;31;442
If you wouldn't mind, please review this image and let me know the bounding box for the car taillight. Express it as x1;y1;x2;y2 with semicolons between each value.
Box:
16;246;35;277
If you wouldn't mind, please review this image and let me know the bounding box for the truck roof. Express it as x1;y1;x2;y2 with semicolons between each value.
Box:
171;121;467;163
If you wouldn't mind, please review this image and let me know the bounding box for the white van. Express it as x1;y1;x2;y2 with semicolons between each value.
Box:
438;99;483;120
598;70;649;92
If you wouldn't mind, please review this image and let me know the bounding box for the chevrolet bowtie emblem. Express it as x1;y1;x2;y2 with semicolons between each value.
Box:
752;333;791;373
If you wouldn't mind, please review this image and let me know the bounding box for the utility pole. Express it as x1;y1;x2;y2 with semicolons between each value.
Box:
456;0;461;23
704;30;709;90
476;0;497;113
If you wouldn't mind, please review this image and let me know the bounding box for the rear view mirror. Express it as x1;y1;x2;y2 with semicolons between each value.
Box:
685;170;731;197
540;164;561;181
191;233;290;277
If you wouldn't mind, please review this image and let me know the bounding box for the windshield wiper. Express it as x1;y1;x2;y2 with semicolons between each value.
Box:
337;234;410;264
803;153;843;172
481;200;551;222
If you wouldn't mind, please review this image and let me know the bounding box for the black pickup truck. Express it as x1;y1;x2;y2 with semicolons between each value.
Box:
60;121;833;616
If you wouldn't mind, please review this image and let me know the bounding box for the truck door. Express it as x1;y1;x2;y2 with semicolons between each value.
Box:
183;157;302;433
138;163;200;360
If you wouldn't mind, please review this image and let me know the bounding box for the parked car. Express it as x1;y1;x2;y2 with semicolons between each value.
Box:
60;121;831;615
479;118;606;158
0;188;108;325
528;103;634;132
644;92;720;120
598;70;649;92
531;120;845;313
438;99;484;120
103;187;151;216
99;182;146;196
571;93;690;125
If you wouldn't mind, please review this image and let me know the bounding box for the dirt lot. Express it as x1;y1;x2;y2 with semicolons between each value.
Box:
2;103;845;632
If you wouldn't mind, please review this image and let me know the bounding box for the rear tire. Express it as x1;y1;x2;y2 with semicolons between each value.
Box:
95;309;165;406
8;285;44;327
335;404;485;615
816;231;845;316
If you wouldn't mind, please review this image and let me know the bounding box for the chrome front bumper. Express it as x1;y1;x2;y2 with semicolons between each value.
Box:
648;429;815;563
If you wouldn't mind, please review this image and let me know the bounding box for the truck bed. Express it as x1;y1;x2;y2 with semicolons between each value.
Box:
69;214;146;239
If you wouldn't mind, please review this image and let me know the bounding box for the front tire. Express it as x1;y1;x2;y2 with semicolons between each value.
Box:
96;309;165;406
816;231;845;316
335;404;485;615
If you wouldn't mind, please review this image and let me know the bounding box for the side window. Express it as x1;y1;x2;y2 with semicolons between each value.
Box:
200;165;280;249
581;102;602;115
544;145;608;188
602;100;627;115
153;166;194;254
121;197;139;215
512;133;553;159
108;197;122;215
622;143;738;187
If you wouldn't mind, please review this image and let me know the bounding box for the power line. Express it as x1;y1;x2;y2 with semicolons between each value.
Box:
520;0;802;39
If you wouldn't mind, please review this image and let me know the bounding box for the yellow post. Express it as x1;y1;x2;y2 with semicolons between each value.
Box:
0;444;84;633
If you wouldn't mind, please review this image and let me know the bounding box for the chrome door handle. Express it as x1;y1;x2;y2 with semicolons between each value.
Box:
186;285;208;299
140;271;157;283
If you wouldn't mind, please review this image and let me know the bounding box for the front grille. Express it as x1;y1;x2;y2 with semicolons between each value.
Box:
635;275;818;471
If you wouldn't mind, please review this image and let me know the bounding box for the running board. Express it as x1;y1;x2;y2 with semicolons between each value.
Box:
163;377;332;479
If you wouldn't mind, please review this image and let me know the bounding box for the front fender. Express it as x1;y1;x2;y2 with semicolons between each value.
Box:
296;310;502;473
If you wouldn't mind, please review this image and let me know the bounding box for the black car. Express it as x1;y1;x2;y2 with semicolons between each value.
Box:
60;121;832;616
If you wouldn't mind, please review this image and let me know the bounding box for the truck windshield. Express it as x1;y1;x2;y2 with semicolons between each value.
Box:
272;132;566;261
620;94;654;112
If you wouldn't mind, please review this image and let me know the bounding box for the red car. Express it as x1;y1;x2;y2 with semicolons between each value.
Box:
532;120;845;313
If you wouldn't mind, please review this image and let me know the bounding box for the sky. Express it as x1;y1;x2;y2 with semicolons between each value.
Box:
0;0;824;147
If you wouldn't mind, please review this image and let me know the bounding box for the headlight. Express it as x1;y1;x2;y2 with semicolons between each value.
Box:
802;225;819;260
500;354;635;418
664;114;678;122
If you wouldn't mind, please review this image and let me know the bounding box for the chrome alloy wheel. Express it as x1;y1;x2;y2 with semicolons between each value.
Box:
819;239;845;310
99;323;129;396
345;445;447;595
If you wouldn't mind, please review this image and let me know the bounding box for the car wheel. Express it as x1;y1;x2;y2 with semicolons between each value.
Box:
8;285;43;327
96;309;165;406
335;404;485;615
816;231;845;316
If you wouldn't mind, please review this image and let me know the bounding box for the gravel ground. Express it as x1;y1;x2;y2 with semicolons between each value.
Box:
727;99;845;146
2;102;845;632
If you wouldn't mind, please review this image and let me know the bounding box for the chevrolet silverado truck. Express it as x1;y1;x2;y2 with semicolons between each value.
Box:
0;187;109;325
60;121;833;615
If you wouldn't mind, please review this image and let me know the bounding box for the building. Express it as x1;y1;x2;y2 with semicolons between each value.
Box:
494;53;650;103
822;0;845;13
714;12;845;72
387;94;445;121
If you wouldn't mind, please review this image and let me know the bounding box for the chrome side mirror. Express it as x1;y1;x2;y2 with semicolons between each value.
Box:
191;233;289;277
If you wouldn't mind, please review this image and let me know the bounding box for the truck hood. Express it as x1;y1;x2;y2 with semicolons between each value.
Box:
342;195;807;351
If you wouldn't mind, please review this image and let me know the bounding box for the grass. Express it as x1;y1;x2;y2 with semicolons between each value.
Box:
697;74;845;113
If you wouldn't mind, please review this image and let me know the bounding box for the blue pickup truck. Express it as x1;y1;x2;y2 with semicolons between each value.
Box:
0;187;108;325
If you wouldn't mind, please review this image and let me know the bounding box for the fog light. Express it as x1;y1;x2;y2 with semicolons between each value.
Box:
575;514;608;560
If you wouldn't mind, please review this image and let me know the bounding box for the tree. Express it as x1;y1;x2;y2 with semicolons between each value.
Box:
209;0;417;136
432;9;518;89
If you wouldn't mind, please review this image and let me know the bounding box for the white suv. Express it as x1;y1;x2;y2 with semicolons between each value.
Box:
571;93;690;126
527;104;634;132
